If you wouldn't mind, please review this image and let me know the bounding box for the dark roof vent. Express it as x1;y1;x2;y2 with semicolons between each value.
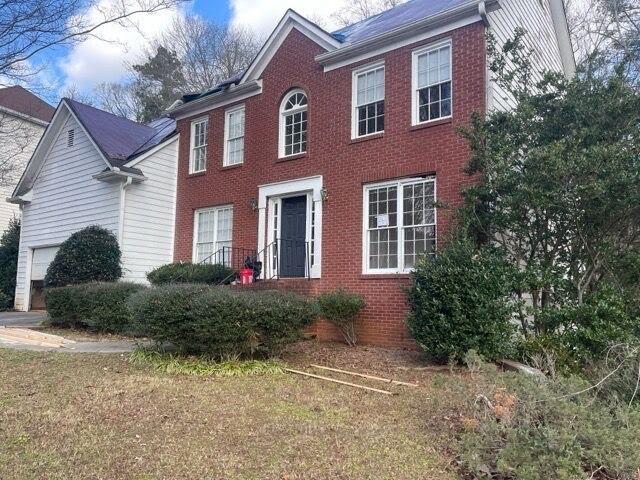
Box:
67;129;75;147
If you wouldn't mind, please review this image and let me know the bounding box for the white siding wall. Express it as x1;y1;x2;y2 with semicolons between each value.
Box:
120;138;178;283
0;114;46;234
14;114;121;310
487;0;565;111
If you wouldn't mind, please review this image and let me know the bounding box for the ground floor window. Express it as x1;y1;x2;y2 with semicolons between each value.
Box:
193;205;233;264
363;177;436;273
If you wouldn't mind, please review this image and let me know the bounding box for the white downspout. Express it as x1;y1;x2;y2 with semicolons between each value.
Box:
118;177;133;246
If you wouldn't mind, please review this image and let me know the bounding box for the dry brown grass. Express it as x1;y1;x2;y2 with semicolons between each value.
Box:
0;341;464;480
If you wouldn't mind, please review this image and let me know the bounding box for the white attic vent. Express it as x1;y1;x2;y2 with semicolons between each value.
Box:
67;129;75;147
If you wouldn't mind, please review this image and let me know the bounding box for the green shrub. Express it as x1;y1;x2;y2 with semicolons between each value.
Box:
406;237;518;363
146;262;235;285
44;226;122;287
454;364;640;480
45;282;145;333
316;288;365;346
128;284;317;356
0;219;20;309
0;291;11;311
518;287;640;374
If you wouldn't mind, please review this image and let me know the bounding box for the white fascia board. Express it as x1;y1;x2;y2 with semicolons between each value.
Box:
241;9;341;83
317;0;498;72
169;80;262;120
124;134;179;168
92;169;146;183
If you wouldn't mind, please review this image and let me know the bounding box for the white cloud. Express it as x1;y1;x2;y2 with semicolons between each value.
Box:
229;0;349;38
59;0;184;94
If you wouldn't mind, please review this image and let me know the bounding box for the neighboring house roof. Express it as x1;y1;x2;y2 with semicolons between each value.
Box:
0;86;55;124
64;99;176;168
10;99;177;200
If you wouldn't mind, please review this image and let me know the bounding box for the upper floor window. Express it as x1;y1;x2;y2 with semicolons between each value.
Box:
363;177;436;274
352;62;385;138
412;41;452;125
224;105;245;166
190;117;208;173
279;90;307;158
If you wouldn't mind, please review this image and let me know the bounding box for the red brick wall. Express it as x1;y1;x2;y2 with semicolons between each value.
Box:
174;22;486;348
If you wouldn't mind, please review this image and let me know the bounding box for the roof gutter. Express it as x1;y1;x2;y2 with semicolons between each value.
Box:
167;79;263;120
315;0;499;68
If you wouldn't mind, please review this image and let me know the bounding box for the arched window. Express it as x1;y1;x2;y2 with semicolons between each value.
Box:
279;90;307;157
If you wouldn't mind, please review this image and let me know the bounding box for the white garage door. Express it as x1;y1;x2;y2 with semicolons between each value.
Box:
31;246;60;281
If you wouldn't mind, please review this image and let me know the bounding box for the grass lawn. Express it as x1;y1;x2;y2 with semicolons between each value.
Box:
0;341;464;480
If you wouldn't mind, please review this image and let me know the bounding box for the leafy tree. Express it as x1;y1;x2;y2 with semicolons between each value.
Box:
131;46;185;122
44;226;122;287
460;30;640;338
0;219;20;309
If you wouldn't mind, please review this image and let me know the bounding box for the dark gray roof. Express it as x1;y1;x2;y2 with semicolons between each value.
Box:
64;99;176;168
332;0;471;44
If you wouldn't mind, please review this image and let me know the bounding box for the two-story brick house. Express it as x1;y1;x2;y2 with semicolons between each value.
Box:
168;0;575;347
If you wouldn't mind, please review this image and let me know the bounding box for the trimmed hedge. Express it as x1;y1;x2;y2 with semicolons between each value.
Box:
128;284;317;356
45;226;122;287
45;282;145;333
146;262;235;286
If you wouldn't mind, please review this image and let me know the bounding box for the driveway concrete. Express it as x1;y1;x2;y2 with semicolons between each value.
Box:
0;311;47;328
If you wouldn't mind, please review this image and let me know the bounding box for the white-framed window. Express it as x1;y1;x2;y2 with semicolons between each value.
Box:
279;89;307;158
190;117;208;173
223;105;245;166
352;62;385;138
363;177;436;274
193;205;233;265
412;40;452;125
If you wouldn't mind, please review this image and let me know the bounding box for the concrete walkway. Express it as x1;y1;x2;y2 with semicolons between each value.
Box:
0;311;47;328
0;338;141;353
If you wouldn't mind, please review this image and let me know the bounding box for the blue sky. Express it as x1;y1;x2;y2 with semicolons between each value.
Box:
28;0;350;105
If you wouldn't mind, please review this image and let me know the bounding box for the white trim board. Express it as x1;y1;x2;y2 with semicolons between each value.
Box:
257;175;323;279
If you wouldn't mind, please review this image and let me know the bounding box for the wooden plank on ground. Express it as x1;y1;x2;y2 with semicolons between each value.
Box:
285;368;395;395
310;364;419;387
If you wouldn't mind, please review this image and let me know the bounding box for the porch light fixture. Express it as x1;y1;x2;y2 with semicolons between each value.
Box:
320;186;329;202
250;197;259;211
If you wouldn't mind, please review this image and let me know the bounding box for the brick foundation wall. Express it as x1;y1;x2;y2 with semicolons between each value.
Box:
173;22;486;348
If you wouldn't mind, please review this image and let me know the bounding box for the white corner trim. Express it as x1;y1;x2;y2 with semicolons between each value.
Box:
241;10;341;83
257;175;323;278
548;0;576;77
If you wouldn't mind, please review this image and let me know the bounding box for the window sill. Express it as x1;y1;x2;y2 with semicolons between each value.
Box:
276;152;307;163
360;273;411;280
410;117;452;131
187;171;206;178
349;132;384;144
219;163;243;171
